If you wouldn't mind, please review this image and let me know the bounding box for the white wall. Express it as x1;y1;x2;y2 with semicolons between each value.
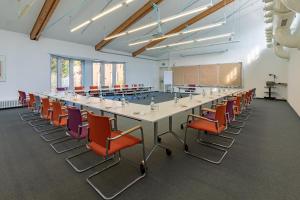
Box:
0;29;159;101
287;49;300;116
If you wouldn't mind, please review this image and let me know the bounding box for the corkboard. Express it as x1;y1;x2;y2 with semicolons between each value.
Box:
172;62;242;87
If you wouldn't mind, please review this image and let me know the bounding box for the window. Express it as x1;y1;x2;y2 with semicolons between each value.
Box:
104;63;113;87
50;56;85;90
73;60;83;87
93;62;101;87
116;64;125;85
50;56;125;90
50;57;57;90
61;59;70;88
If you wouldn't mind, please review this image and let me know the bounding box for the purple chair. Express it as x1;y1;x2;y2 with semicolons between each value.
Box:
202;99;242;135
50;107;88;154
56;87;68;92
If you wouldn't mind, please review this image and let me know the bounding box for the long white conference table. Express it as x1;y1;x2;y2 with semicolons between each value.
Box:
37;88;244;161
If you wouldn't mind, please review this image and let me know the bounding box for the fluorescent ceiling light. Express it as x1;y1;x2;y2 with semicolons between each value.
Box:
71;20;91;32
146;32;234;50
70;0;136;32
129;21;225;46
168;40;194;47
196;33;233;42
161;6;209;23
92;4;123;21
104;3;212;40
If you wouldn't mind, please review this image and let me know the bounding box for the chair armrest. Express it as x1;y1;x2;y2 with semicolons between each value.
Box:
78;123;88;136
48;109;53;118
108;125;143;141
202;108;216;113
59;114;68;124
187;114;217;123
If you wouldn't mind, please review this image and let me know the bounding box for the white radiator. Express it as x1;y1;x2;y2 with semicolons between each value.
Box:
0;100;21;109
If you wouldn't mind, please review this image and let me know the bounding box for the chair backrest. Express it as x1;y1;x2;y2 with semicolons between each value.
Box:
123;84;129;88
114;85;121;92
34;95;41;111
51;101;63;124
226;99;235;122
132;84;137;88
234;96;242;112
67;107;82;134
57;87;67;91
28;93;35;108
75;86;84;90
215;104;227;126
87;112;111;149
18;91;27;105
90;86;98;90
41;98;51;118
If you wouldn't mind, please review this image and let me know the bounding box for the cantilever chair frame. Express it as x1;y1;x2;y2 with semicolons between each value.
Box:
65;117;117;173
184;112;235;164
50;109;88;154
86;124;147;200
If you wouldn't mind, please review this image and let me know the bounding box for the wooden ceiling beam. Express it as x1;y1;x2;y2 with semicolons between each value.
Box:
30;0;60;40
132;0;234;57
95;0;164;51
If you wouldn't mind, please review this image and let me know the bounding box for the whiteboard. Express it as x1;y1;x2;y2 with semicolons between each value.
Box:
164;71;173;85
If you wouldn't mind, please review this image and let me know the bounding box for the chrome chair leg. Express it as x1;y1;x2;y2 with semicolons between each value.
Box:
195;134;235;149
50;137;86;154
86;153;146;200
65;149;114;173
224;128;241;135
184;127;228;164
40;129;69;142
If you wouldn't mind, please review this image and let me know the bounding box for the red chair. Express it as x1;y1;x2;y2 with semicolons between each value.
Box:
18;91;28;107
75;86;85;96
18;92;39;121
114;84;123;96
85;112;147;199
184;104;235;164
89;86;99;96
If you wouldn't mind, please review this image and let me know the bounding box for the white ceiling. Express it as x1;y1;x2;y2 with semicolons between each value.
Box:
0;0;264;58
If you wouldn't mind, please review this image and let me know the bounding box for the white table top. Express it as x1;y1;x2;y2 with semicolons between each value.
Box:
36;89;243;123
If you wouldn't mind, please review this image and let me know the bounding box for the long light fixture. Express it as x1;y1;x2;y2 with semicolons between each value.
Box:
128;21;226;46
71;0;136;33
104;3;212;40
146;32;234;50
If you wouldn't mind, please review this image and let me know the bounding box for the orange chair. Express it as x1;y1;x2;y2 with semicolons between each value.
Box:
31;98;55;132
28;93;35;111
66;112;146;199
40;101;69;142
184;104;235;164
86;112;147;199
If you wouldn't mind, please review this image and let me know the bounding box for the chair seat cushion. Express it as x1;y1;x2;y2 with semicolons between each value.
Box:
188;119;225;135
88;131;141;156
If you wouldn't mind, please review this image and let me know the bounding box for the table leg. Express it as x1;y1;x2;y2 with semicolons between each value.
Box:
114;114;118;130
158;116;184;144
180;108;195;129
146;122;172;161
